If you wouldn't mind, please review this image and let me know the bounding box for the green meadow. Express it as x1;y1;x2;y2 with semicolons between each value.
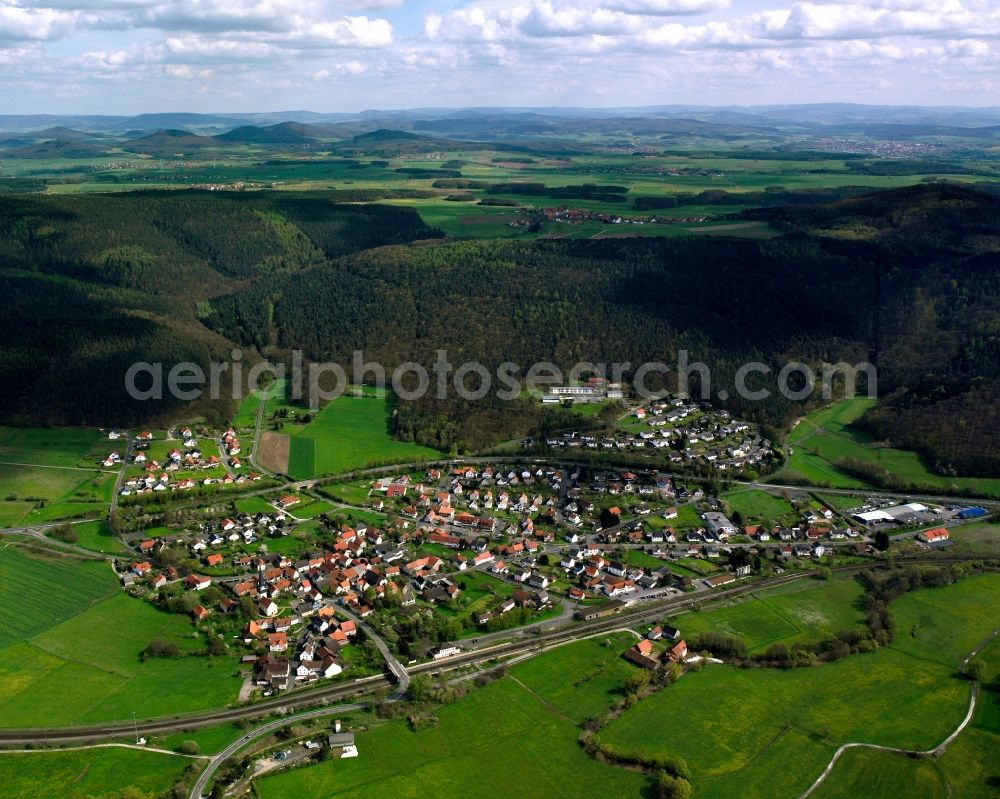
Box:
675;575;868;653
0;425;118;525
0;557;243;727
0;547;117;649
596;648;967;799
720;488;799;526
886;572;1000;667
285;387;440;479
596;574;1000;799
508;633;638;723
47;519;126;554
813;634;1000;799
0;746;196;799
255;634;648;799
778;399;1000;497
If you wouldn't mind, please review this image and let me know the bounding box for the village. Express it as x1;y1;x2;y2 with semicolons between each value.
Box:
508;206;711;230
111;446;980;705
538;393;775;474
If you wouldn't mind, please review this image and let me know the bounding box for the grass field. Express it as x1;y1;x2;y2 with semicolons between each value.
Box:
886;572;1000;667
596;648;967;798
676;575;867;652
0;426;119;525
596;574;1000;799
0;746;195;799
505;633;638;723
814;633;1000;799
284;387;440;479
673;556;719;576
158;721;248;754
49;519;126;554
0;587;243;727
721;488;799;526
935;522;1000;559
778;399;1000;497
255;635;648;799
671;503;704;530
808;747;948;799
0;547;117;650
234;495;280;515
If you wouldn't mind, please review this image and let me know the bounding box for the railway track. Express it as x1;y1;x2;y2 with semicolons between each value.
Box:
0;555;982;746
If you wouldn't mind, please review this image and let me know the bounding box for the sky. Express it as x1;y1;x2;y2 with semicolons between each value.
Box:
1;0;998;114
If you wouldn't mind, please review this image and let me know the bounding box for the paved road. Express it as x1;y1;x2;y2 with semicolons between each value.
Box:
109;431;132;513
336;605;410;693
190;700;369;799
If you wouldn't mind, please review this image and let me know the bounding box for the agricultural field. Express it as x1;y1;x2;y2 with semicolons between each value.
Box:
284;387;440;479
509;633;638;723
255;637;648;799
808;748;949;799
0;746;196;799
0;590;243;727
0;547;117;649
595;574;1000;799
886;572;1000;667
0;426;118;525
676;575;867;652
596;648;967;799
778;399;1000;498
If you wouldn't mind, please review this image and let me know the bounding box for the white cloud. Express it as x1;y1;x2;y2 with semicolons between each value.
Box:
2;0;1000;111
0;3;76;41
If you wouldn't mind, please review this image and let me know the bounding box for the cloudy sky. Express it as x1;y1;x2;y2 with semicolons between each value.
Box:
2;0;997;113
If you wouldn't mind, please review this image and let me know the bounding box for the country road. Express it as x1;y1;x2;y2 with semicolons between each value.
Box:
799;625;1000;799
190;605;413;798
0;555;980;747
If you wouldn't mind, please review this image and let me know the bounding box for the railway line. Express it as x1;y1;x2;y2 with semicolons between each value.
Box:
0;555;980;747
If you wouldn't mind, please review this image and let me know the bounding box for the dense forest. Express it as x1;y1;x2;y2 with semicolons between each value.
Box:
0;183;997;474
0;191;440;424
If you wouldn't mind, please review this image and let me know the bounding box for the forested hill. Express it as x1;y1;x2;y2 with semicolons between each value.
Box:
0;184;997;476
206;184;1000;473
0;192;441;425
749;184;1000;476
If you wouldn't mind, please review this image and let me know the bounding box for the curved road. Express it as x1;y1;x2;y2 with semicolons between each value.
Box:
799;625;1000;799
191;605;409;799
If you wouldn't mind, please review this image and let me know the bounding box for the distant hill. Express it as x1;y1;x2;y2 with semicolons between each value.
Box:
353;128;423;142
218;122;318;144
121;129;223;154
28;126;91;141
0;139;109;159
751;182;1000;255
412;114;769;139
123;112;251;131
